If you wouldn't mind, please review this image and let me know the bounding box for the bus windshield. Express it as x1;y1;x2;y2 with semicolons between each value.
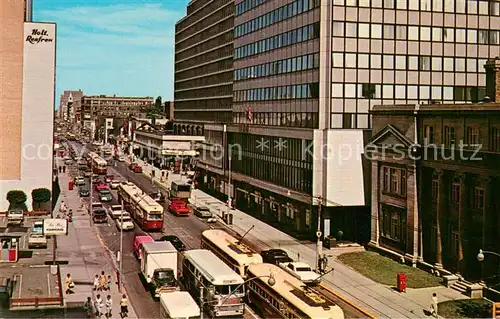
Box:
148;213;162;220
215;284;244;296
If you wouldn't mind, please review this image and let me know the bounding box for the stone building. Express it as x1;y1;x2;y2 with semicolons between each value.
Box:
368;58;500;282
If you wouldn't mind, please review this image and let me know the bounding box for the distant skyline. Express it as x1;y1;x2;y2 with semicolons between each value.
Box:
34;0;190;109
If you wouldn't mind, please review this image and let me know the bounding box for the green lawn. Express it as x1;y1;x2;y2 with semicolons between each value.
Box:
438;299;492;319
337;251;443;288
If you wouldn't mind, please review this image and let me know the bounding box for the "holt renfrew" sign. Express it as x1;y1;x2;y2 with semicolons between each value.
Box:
26;29;54;44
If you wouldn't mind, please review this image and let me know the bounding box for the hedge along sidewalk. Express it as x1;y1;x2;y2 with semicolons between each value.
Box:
337;251;443;288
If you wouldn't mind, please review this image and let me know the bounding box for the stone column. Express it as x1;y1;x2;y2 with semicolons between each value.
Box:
369;160;380;247
433;169;445;268
457;172;466;275
405;164;419;265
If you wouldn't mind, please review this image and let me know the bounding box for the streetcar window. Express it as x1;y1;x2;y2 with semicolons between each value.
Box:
215;284;244;295
148;214;162;220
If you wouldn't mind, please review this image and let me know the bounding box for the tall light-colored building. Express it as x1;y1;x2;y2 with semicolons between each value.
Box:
59;90;84;122
182;0;500;240
0;0;56;211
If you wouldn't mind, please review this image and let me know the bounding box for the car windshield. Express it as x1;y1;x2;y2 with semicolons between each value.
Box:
122;217;131;222
199;207;209;211
111;205;121;211
295;267;312;272
30;234;43;238
100;190;110;195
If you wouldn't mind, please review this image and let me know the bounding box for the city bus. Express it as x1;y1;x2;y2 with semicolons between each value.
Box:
87;152;108;174
182;249;245;318
118;182;164;231
246;263;345;319
201;229;262;278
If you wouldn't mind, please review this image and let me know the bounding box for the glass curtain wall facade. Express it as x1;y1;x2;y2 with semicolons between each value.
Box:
331;0;500;129
174;0;234;123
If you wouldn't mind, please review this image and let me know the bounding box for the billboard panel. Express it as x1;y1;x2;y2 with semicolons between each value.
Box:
43;218;68;236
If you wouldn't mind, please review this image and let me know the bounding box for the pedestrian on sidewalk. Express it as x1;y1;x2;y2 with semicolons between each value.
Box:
430;292;438;318
99;271;107;291
95;294;103;318
105;295;113;318
106;274;112;291
84;296;94;318
65;273;74;294
63;166;66;173
59;165;62;173
93;275;99;291
120;294;129;318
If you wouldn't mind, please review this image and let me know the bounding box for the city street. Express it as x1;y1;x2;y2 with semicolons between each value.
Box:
68;142;258;319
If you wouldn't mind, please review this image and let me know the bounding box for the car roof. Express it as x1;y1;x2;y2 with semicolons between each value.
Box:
289;262;311;268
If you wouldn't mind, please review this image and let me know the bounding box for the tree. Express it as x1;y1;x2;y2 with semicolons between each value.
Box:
31;188;51;211
6;190;28;211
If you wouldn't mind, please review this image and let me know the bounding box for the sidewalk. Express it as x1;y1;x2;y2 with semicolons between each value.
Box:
190;189;466;318
54;157;137;318
128;157;190;189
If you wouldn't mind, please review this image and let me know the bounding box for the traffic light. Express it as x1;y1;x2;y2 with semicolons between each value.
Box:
492;302;500;318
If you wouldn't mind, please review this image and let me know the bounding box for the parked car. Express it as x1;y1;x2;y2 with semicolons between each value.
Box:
32;221;44;234
115;214;134;231
28;233;47;249
92;202;104;212
279;262;320;284
92;209;108;223
99;189;112;202
95;181;108;192
109;180;120;189
133;165;142;173
193;206;212;219
79;187;90;197
83;169;92;177
261;249;293;265
129;163;137;170
7;210;24;226
158;235;186;252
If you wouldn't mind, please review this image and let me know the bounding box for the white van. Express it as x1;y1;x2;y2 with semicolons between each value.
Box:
160;291;200;319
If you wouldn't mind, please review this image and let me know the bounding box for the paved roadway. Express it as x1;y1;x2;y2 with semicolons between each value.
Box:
68;142;258;319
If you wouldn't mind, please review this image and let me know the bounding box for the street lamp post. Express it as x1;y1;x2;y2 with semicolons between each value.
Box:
119;198;124;292
477;249;500;262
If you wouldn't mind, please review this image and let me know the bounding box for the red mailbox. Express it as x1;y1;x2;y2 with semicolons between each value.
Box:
397;273;407;292
68;180;74;190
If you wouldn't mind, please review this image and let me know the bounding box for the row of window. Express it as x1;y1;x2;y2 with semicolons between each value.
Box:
380;206;402;241
235;0;267;16
434;179;484;210
424;125;500;152
234;23;320;59
235;0;319;38
234;83;319;102
234;53;319;81
333;21;500;45
335;83;486;101
332;53;490;73
335;0;500;16
233;156;312;193
382;166;407;196
233;112;319;129
331;113;370;129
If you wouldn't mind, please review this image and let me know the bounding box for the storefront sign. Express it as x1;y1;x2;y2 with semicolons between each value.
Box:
43;218;68;236
26;29;54;44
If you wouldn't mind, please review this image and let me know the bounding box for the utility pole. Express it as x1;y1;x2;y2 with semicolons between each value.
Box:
89;106;94;226
316;197;322;274
119;198;124;292
227;155;232;209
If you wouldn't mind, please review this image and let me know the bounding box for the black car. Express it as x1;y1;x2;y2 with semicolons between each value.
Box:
158;235;186;252
261;249;293;265
79;187;90;197
149;191;166;203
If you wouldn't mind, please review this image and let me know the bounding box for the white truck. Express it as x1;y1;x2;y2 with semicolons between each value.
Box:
159;291;200;319
140;242;179;298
